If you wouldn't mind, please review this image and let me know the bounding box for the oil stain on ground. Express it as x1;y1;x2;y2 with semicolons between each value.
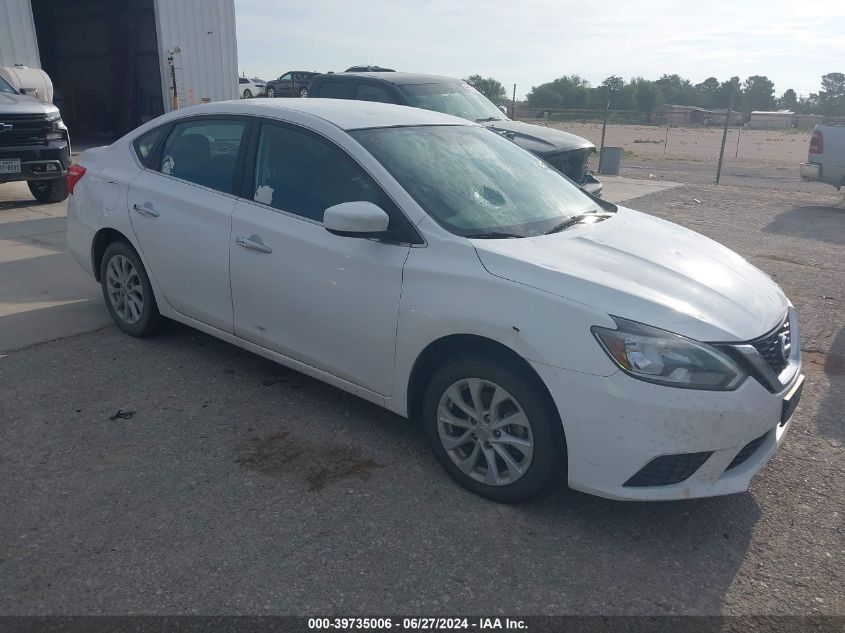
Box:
236;431;385;490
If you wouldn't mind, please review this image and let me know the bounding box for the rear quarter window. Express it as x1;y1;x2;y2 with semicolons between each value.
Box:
132;127;165;166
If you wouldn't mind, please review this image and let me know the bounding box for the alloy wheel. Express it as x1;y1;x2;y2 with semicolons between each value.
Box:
266;87;275;98
437;378;534;486
299;87;308;97
106;254;144;324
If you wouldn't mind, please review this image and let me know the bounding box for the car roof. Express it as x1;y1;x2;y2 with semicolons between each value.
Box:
162;98;472;131
319;72;463;86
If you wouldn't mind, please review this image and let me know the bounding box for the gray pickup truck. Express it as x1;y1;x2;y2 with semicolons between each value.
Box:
0;74;70;202
800;124;845;190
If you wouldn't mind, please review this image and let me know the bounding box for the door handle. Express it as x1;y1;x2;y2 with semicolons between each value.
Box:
132;202;159;217
236;235;273;253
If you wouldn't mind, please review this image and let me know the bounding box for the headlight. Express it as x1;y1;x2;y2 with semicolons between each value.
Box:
592;317;746;390
46;119;67;140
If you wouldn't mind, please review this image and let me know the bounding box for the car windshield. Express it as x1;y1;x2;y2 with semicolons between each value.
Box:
0;76;17;94
398;82;505;123
351;125;605;237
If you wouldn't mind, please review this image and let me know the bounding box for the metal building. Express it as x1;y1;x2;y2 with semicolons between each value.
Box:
0;0;238;139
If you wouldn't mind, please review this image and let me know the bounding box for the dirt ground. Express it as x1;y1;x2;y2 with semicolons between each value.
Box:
1;181;843;616
528;121;838;193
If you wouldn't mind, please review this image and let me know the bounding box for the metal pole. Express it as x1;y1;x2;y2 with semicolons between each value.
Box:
735;123;742;158
715;85;736;185
664;125;669;155
168;55;179;110
511;84;516;119
598;87;611;173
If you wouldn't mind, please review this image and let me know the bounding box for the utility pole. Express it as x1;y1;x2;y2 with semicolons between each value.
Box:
715;82;736;184
511;84;516;119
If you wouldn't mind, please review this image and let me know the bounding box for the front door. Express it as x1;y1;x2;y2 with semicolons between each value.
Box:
230;121;415;395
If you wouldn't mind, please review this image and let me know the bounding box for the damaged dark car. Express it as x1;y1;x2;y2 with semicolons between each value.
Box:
307;72;602;197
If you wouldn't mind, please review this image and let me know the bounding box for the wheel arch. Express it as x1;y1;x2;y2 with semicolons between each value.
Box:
91;227;133;282
406;334;561;428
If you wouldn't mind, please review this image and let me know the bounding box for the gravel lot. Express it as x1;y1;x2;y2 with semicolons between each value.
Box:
1;182;843;616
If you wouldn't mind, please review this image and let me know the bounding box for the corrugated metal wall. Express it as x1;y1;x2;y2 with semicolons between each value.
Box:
154;0;238;112
0;0;40;68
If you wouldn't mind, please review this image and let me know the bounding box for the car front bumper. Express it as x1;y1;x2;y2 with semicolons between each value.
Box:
531;360;802;501
581;172;603;198
0;139;70;183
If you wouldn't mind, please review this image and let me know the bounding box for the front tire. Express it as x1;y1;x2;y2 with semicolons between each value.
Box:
28;178;68;203
265;87;276;98
100;241;164;337
423;355;565;503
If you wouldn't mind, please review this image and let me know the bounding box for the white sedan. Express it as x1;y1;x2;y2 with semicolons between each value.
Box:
66;99;804;503
238;77;265;98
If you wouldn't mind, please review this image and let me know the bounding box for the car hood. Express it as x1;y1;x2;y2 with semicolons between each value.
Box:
482;119;595;155
471;207;788;342
0;91;59;116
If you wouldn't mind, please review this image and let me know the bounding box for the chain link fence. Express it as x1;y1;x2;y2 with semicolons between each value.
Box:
513;105;836;192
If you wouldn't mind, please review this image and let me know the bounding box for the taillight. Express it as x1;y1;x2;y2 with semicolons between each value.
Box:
67;164;86;194
809;130;823;154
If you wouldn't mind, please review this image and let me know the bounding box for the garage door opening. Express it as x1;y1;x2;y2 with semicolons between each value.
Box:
30;0;165;142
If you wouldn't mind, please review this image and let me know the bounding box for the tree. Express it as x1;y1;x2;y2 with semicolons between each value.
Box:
526;74;591;109
465;75;507;104
818;72;845;116
716;76;742;110
778;89;798;110
695;77;720;109
632;78;662;112
742;75;776;111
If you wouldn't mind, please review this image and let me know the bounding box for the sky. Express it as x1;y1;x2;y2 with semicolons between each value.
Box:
234;0;845;100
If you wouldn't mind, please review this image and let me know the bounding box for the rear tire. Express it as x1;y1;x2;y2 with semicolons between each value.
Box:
243;88;252;99
299;87;309;98
422;355;565;503
99;241;164;337
28;178;68;203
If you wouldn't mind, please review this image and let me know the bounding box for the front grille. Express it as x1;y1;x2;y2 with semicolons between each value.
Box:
725;432;768;471
547;149;590;184
624;451;713;487
0;113;51;148
750;317;791;375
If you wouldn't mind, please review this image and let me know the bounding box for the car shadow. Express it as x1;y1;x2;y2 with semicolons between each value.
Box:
807;325;845;443
150;321;761;615
763;205;845;245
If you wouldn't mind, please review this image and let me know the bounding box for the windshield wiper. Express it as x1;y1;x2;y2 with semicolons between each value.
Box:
464;231;523;239
474;116;504;123
544;213;612;235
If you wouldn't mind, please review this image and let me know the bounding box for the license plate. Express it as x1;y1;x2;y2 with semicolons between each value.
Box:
781;374;804;425
0;159;21;174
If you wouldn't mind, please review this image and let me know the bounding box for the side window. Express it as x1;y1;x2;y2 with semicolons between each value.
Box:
157;119;247;194
279;73;292;82
317;81;353;99
132;127;165;165
355;83;397;104
239;78;249;85
251;123;417;242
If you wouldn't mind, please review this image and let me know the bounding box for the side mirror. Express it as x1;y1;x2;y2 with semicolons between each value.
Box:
324;201;390;238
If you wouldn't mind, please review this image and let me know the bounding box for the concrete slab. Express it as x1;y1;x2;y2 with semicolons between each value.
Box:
0;175;684;352
0;182;109;353
599;175;684;204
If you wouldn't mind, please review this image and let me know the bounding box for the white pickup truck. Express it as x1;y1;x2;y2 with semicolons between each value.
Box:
801;124;845;189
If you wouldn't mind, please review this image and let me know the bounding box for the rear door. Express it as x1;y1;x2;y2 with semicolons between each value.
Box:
128;116;250;332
